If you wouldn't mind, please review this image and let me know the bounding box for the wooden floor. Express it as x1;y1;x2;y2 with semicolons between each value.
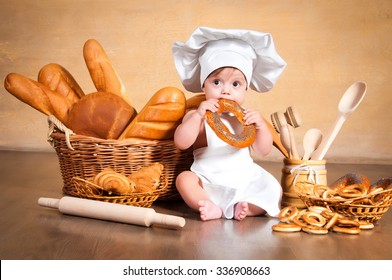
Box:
0;150;391;260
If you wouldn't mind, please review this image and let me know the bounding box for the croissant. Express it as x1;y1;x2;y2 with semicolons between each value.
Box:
129;163;164;193
93;169;135;195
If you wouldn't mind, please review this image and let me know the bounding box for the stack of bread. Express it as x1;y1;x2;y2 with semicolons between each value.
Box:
4;39;190;141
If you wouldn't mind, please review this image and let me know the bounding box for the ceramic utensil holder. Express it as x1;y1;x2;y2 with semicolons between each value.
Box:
281;158;327;208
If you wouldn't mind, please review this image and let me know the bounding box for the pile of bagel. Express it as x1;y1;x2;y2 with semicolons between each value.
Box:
4;39;202;141
273;205;374;235
300;173;392;205
274;173;391;234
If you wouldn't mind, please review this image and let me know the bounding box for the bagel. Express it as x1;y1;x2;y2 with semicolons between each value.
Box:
324;213;340;230
302;225;329;235
329;173;370;192
369;177;391;192
272;223;302;232
205;99;256;148
293;211;309;227
337;184;368;198
332;225;361;235
302;212;326;227
358;220;374;230
278;206;299;223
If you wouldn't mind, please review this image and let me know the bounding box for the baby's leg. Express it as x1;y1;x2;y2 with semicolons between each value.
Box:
176;171;222;221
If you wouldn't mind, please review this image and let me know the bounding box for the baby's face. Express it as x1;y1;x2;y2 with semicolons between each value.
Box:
203;67;247;105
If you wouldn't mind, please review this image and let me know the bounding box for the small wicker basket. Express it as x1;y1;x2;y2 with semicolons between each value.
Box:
295;181;392;223
64;176;168;207
47;116;193;201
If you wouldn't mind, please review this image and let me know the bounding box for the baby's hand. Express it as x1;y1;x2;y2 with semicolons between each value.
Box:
196;99;219;118
243;108;265;129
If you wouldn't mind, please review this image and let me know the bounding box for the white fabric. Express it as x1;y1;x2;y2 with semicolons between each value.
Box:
172;26;287;93
190;114;282;219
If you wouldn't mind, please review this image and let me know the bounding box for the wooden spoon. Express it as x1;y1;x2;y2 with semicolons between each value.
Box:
271;112;292;158
312;81;367;160
302;128;323;160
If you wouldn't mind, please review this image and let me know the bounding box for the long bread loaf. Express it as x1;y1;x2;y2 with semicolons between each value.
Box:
118;87;186;140
37;63;85;106
83;39;132;106
4;73;71;123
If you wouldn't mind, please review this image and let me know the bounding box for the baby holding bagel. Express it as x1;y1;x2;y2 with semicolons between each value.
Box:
172;26;286;221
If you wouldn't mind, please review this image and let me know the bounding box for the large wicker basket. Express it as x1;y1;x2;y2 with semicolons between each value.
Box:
295;181;392;223
47;116;193;201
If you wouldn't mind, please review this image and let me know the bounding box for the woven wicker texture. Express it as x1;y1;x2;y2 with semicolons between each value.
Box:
48;126;193;201
64;176;168;207
295;181;392;223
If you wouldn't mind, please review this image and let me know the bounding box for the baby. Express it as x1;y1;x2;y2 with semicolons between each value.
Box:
172;27;287;221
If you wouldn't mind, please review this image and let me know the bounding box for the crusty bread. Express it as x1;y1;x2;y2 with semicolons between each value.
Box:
67;92;137;139
37;63;85;106
4;73;71;123
83;39;132;106
118;87;186;140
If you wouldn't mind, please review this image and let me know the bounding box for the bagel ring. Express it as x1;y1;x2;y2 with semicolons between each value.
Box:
358;220;374;230
336;218;360;228
205;99;256;148
272;223;302;232
278;206;299;223
303;212;326;227
308;206;328;214
329;173;370;192
332;225;360;235
337;184;368;198
313;185;331;198
369;177;391;191
302;225;329;235
293;210;309;227
324;213;340;230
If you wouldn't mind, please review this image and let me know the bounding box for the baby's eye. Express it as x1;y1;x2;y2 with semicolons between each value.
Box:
233;81;241;87
213;79;221;86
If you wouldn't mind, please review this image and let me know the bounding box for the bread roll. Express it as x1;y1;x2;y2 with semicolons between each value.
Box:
118;87;186;140
4;73;71;123
67;92;137;139
37;63;85;106
83;39;132;106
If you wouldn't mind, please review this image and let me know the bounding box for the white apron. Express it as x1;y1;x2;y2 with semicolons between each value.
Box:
191;114;281;219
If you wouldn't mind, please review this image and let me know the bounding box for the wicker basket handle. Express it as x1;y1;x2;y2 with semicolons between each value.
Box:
47;115;75;151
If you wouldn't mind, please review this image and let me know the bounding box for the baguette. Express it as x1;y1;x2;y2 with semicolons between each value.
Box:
67;91;137;139
37;63;85;106
83;39;132;106
118;87;186;140
4;73;71;123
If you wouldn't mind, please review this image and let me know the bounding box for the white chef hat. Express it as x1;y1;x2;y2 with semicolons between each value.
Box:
172;26;287;93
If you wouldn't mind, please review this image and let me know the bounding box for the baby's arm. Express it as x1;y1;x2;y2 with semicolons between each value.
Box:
174;99;219;150
243;108;273;156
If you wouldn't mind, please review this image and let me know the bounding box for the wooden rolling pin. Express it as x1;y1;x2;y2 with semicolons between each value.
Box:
38;196;186;229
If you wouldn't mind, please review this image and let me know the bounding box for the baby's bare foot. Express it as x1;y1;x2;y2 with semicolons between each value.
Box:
198;200;222;221
234;201;248;221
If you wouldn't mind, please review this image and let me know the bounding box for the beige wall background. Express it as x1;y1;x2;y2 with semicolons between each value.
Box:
0;0;391;164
